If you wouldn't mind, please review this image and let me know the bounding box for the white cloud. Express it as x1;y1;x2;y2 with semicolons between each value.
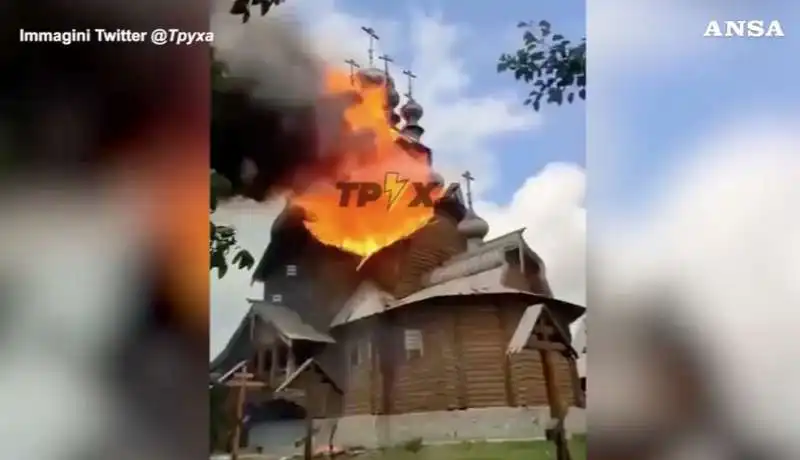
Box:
599;114;800;448
590;0;729;78
209;2;564;357
477;163;586;306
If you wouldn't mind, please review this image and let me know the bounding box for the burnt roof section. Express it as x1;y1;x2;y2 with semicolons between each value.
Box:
252;182;468;282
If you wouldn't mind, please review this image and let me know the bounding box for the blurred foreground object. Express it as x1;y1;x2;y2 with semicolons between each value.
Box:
0;1;209;460
592;302;784;460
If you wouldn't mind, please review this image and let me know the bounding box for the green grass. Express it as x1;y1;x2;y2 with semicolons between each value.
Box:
348;436;586;460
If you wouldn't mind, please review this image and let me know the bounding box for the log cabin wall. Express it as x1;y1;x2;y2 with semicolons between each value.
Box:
391;215;466;298
371;299;580;415
381;302;462;414
261;248;362;332
338;321;379;416
454;302;516;408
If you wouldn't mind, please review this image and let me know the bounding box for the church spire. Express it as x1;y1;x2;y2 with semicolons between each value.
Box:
400;68;424;141
462;170;475;211
360;26;379;67
378;53;401;126
457;170;489;249
344;58;360;85
356;26;386;86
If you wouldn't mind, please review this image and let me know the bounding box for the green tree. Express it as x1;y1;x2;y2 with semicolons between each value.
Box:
210;1;291;278
498;20;586;111
229;0;284;22
210;48;255;278
210;170;255;278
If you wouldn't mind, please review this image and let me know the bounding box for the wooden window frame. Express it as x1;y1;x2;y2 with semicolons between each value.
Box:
403;329;423;361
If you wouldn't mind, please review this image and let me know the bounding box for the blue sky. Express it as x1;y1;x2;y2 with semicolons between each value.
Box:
591;1;798;217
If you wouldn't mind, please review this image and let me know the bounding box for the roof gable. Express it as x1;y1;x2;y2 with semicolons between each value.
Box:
210;299;334;373
507;303;579;356
329;281;391;327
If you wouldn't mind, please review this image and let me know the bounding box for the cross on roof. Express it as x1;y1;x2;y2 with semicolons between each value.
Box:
402;69;417;99
360;26;379;66
225;369;266;389
462;171;475;210
377;54;393;77
344;58;360;84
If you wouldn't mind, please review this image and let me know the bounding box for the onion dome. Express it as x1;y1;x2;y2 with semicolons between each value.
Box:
356;67;387;87
400;98;423;121
386;76;402;127
457;208;489;248
387;85;400;108
400;97;425;140
355;68;401;126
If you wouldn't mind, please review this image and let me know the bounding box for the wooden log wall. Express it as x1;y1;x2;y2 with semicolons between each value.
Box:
366;300;580;415
386;306;462;413
340;322;376;416
392;216;466;298
335;264;581;417
456;304;510;407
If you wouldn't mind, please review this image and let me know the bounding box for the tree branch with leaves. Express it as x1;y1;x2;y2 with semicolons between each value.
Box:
498;20;586;111
210;170;255;278
210;48;255;279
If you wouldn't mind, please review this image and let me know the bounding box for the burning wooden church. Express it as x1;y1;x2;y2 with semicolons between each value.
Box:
210;39;586;452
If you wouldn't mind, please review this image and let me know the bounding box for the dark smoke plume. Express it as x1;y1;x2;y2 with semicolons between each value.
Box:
0;0;204;179
211;17;358;201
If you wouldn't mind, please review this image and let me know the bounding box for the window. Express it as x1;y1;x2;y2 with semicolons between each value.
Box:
403;329;423;360
349;338;371;368
286;264;297;276
271;294;282;303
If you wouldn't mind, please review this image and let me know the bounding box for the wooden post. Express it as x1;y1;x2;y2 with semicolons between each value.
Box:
453;309;468;409
499;307;516;407
270;345;279;386
286;340;296;380
256;347;265;377
225;365;266;460
304;397;314;460
537;325;572;460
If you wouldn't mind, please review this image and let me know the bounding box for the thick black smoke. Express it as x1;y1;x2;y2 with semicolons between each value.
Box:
0;0;204;179
211;17;359;200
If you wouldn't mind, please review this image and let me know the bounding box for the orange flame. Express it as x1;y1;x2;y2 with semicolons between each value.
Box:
289;67;443;263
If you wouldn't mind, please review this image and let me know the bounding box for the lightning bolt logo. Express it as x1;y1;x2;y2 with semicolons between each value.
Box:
383;172;408;210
